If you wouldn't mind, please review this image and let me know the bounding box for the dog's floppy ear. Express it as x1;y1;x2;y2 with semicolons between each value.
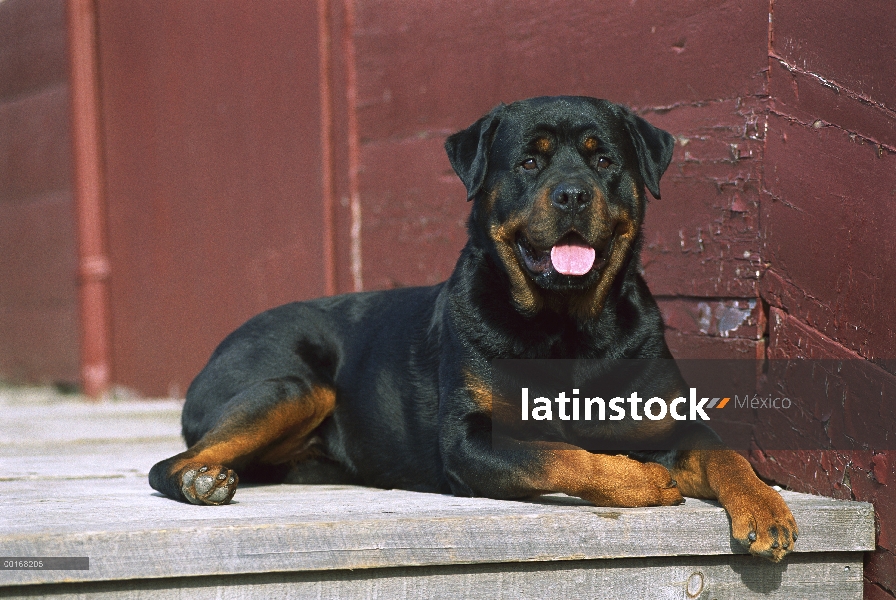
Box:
624;111;675;200
445;105;503;201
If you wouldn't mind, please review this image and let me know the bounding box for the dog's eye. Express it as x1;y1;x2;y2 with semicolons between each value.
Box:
597;157;613;169
521;158;538;171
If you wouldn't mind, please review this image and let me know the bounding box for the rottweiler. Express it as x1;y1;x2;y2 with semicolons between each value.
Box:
149;96;797;562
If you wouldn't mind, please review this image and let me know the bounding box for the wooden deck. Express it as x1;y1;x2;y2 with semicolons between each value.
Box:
0;386;875;599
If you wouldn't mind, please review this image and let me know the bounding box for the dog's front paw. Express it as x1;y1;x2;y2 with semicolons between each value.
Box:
724;485;798;562
179;463;238;505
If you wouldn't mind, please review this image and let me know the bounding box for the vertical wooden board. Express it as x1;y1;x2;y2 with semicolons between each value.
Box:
0;0;68;101
763;11;896;593
358;137;467;289
96;1;327;396
772;0;896;111
351;0;769;141
762;114;896;359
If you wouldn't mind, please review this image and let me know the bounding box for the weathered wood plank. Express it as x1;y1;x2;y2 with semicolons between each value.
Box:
0;478;875;586
0;391;875;597
0;391;182;445
0;553;864;600
0;439;184;480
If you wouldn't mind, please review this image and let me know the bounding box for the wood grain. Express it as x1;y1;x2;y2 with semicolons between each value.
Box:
0;393;874;598
0;553;865;600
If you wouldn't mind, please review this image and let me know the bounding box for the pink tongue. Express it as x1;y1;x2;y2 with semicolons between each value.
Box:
550;243;596;276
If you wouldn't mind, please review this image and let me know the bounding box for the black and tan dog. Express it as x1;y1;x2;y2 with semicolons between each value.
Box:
150;96;796;561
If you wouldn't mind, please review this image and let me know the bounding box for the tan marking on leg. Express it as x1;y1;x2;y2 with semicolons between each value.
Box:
672;449;799;562
531;445;683;507
668;448;714;498
462;369;493;413
177;386;336;471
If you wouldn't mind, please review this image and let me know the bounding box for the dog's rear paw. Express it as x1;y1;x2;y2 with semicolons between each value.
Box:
726;486;798;562
179;463;238;505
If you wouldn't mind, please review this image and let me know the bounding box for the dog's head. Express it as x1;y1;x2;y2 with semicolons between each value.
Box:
446;96;674;319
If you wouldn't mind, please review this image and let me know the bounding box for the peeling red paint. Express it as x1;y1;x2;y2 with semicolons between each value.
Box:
659;297;762;339
772;0;896;112
873;454;890;486
768;59;896;150
762;115;896;359
3;4;896;591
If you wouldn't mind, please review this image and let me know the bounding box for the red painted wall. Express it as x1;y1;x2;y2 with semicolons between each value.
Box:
94;0;329;397
349;0;771;363
757;3;896;597
0;0;79;385
0;2;893;595
72;0;777;395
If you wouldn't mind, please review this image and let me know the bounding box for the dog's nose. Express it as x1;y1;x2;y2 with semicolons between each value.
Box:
550;183;592;212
